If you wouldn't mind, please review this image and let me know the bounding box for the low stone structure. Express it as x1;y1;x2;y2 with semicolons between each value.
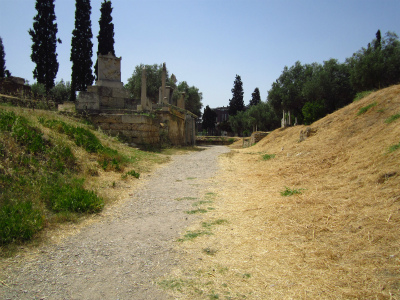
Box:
250;131;269;145
0;76;31;98
299;127;317;142
76;53;197;146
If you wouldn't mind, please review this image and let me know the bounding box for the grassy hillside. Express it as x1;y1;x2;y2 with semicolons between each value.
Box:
165;85;400;299
0;104;168;253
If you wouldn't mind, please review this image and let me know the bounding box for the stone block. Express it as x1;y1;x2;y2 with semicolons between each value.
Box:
96;80;123;89
97;53;122;82
97;123;110;130
101;97;124;108
112;87;129;98
76;92;99;110
121;115;153;125
110;123;131;130
91;114;121;124
122;130;137;138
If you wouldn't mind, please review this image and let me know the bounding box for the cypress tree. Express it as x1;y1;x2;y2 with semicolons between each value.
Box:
94;0;115;79
0;37;6;78
28;0;60;93
228;74;245;116
70;0;94;101
249;87;261;106
374;29;382;50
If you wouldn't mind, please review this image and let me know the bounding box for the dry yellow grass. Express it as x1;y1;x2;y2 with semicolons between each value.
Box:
164;85;400;299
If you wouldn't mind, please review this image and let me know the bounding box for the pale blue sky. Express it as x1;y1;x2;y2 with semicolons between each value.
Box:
0;0;399;109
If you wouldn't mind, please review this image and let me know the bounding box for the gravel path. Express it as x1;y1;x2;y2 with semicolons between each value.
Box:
1;146;230;300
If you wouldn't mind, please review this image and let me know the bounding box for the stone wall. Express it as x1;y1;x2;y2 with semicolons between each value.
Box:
0;77;31;98
90;114;160;146
250;131;269;145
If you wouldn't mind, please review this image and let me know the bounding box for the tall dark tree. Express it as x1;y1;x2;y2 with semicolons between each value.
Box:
70;0;94;101
94;0;115;79
228;74;244;116
0;37;6;78
29;0;60;93
202;105;217;134
249;87;261;106
374;29;382;50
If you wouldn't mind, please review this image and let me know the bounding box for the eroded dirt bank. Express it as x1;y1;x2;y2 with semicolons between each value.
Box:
1;146;230;300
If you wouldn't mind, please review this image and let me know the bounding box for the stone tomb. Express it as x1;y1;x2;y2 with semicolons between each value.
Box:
76;53;135;112
76;54;196;146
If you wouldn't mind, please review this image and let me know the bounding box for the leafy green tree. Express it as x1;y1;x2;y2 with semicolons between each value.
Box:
177;81;203;117
380;31;400;88
94;0;115;79
228;74;244;116
302;100;325;125
125;63;167;102
202;105;217;135
29;80;71;103
347;30;400;92
125;63;203;116
29;0;61;93
0;37;6;78
267;61;313;123
249;87;261;106
50;80;71;103
303;59;354;115
229;110;246;136
70;0;94;101
30;82;46;97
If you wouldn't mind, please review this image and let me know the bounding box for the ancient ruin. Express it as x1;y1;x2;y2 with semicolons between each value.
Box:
76;53;197;146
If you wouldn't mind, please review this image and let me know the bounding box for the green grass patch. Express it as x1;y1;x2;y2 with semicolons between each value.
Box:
357;102;377;115
385;113;400;124
0;201;44;245
123;169;140;179
388;142;400;153
353;90;375;102
193;200;213;206
158;278;190;292
41;177;104;213
0;110;46;154
202;219;228;228
281;186;304;196
178;230;213;242
38;117;128;172
185;208;208;214
262;153;275;160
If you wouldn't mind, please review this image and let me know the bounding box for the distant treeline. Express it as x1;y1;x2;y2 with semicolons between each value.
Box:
226;30;400;135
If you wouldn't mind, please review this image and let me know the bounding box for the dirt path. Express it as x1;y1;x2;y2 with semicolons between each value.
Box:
1;146;230;300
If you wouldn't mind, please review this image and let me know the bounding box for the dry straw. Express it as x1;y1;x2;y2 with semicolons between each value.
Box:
165;85;400;299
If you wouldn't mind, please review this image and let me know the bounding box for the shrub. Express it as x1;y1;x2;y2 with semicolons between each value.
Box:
302;100;325;125
126;170;140;178
42;178;104;213
0;201;44;245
